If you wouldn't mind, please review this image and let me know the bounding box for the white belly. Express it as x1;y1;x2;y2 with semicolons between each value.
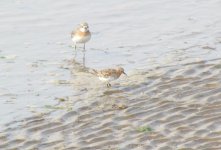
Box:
99;76;116;82
72;34;91;44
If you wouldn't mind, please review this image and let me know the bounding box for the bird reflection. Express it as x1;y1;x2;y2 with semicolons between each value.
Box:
70;48;89;74
83;50;86;67
73;49;86;68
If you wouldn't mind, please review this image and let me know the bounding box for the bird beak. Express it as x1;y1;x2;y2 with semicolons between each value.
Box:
123;71;127;76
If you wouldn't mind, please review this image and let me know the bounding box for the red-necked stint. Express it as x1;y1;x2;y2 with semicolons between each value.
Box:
93;67;127;87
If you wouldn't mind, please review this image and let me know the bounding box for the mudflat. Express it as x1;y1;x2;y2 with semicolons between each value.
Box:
0;0;221;149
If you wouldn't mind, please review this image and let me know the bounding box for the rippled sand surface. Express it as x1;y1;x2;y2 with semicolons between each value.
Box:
1;59;221;150
1;0;221;149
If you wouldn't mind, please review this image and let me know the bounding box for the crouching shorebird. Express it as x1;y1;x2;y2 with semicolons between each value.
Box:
92;67;127;87
71;22;91;50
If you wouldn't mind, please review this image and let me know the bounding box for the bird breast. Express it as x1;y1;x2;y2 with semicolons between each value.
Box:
72;31;91;43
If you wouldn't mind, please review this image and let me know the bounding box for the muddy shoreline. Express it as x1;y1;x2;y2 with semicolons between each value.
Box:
1;0;221;149
1;58;221;149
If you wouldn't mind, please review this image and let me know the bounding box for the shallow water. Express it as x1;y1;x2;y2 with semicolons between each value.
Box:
0;0;221;149
2;59;221;149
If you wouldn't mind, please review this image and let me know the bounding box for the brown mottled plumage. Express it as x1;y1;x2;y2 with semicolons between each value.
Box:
92;67;127;87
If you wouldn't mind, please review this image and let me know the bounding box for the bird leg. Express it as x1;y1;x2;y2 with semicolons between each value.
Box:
83;43;85;50
75;43;77;50
107;83;111;87
74;43;77;58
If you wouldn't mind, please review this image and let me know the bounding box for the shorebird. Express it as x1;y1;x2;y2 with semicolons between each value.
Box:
71;22;91;50
92;67;127;87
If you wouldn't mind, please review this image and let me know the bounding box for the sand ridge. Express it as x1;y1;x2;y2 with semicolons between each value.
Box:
1;59;221;149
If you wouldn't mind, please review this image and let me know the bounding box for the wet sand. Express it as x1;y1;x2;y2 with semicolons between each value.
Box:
1;59;221;149
1;0;221;149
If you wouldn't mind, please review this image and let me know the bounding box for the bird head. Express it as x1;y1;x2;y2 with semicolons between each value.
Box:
117;67;127;76
79;22;89;32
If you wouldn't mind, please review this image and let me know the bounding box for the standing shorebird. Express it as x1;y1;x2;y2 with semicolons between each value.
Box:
71;22;91;50
92;67;127;87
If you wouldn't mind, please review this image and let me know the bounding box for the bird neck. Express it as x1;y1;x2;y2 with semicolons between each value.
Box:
115;71;123;78
80;28;88;32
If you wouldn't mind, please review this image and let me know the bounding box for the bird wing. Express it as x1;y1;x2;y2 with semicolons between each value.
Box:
98;69;116;78
71;30;75;38
71;26;80;38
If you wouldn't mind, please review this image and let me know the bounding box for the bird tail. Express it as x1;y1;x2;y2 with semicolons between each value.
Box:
89;68;98;76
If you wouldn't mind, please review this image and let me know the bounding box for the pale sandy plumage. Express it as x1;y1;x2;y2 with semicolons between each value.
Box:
71;22;91;50
92;67;127;87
